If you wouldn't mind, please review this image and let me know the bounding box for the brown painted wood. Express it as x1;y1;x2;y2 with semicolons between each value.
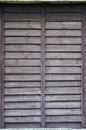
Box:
0;5;4;128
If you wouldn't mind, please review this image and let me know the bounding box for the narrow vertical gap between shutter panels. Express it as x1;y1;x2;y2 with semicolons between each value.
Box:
41;5;46;128
81;7;86;128
0;5;4;128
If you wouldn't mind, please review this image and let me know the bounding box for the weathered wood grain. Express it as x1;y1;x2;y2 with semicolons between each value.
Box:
46;59;81;66
5;67;41;74
5;75;41;81
46;30;81;37
5;109;41;116
5;102;40;109
46;67;81;74
46;95;81;101
5;22;41;29
5;123;40;128
5;116;41;123
5;45;40;52
46;87;81;94
46;122;81;128
5;52;41;59
46;116;81;122
46;45;81;52
46;75;81;81
46;102;81;108
46;22;81;29
46;109;81;115
5;82;41;88
5;37;41;44
5;59;41;66
5;95;41;102
5;30;41;36
46;37;81;44
46;53;81;59
46;81;81;87
46;13;81;22
5;13;41;21
5;88;41;95
5;5;41;13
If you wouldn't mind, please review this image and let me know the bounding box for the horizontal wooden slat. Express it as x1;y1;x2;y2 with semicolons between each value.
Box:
5;88;41;95
5;52;40;59
46;22;81;29
46;102;80;108
5;95;41;102
5;30;41;36
5;123;40;128
46;59;81;66
45;5;81;13
46;123;81;128
5;37;41;44
46;75;81;81
46;87;81;94
5;67;81;74
5;102;40;109
5;22;41;29
46;13;81;22
5;59;81;67
5;117;41;123
46;81;81;87
5;13;40;21
5;52;81;59
46;45;81;52
46;95;81;101
5;82;40;88
5;5;41;13
5;45;40;52
46;53;81;59
5;110;41;116
46;67;81;74
46;37;81;44
46;30;81;37
46;109;81;115
5;67;41;74
5;45;81;52
5;75;41;81
5;59;41;67
46;116;81;122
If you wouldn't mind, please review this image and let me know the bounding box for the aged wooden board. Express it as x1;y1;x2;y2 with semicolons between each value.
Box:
46;116;81;122
5;59;41;66
5;109;41;116
5;117;41;123
5;37;41;44
5;95;41;102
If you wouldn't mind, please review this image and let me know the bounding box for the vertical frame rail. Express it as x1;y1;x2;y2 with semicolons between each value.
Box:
0;5;4;128
81;7;86;128
41;5;46;128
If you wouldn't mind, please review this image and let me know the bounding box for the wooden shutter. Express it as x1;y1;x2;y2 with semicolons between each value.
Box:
4;5;42;128
0;4;86;128
45;5;82;128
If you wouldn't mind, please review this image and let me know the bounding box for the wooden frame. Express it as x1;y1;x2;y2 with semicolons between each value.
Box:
0;5;4;128
41;5;46;128
81;6;86;128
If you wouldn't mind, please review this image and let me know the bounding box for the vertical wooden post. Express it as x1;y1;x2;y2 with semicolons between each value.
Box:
0;5;4;128
41;5;46;128
81;7;86;128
